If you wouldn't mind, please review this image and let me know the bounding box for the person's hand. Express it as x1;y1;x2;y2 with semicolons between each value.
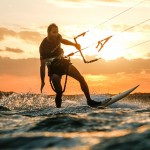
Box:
40;82;45;93
75;43;81;51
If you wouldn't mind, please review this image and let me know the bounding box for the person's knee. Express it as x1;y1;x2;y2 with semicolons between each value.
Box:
79;75;85;83
50;74;62;93
50;74;60;82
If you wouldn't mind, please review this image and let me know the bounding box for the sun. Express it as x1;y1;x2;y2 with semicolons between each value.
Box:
100;42;125;61
76;32;126;61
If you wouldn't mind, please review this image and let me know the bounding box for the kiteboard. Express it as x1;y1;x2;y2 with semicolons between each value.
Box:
100;85;139;107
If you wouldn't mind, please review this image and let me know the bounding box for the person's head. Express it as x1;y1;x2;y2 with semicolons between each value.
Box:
47;23;59;38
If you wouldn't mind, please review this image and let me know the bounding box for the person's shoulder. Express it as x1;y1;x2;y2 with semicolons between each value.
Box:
40;37;47;45
42;37;47;42
39;38;47;50
58;34;62;40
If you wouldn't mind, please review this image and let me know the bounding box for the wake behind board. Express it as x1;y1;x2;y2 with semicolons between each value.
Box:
100;85;139;107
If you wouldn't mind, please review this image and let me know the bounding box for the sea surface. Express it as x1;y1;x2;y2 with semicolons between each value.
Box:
0;92;150;150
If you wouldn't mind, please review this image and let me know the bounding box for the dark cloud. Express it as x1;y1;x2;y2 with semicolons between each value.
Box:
0;56;150;77
0;47;24;53
71;56;150;74
0;57;40;76
0;27;44;44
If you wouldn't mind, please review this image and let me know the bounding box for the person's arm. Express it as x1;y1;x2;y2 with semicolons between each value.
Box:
61;38;81;50
40;59;46;93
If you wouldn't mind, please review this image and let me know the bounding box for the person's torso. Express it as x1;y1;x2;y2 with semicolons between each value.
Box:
39;34;64;59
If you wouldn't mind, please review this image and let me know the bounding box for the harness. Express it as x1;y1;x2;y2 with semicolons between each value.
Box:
46;56;70;94
50;63;69;94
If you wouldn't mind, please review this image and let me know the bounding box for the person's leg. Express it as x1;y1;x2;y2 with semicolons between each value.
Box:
50;74;62;108
67;65;102;107
67;64;91;100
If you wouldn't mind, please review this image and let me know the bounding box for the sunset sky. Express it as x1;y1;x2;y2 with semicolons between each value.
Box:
0;0;150;95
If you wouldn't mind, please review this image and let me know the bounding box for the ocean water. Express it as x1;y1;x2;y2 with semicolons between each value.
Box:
0;92;150;150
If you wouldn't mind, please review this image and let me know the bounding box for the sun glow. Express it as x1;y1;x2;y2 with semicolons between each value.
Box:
73;28;144;61
75;31;126;61
100;42;125;61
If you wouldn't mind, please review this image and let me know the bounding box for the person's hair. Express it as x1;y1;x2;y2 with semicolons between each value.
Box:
47;23;58;33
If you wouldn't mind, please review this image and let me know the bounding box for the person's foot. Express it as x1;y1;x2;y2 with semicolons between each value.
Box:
87;98;111;107
55;93;62;108
87;100;102;107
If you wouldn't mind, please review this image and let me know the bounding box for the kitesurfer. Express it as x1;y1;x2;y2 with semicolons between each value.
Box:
39;23;107;108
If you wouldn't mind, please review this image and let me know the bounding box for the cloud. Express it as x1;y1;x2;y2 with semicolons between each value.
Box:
18;31;43;44
146;53;150;58
71;57;150;74
111;24;150;32
142;25;150;32
0;56;150;77
0;47;24;53
46;0;92;8
46;0;147;8
0;27;16;41
46;0;119;8
0;27;43;44
0;57;40;76
1;56;150;93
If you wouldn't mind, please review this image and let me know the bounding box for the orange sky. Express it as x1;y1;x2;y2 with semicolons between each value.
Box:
0;0;150;94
